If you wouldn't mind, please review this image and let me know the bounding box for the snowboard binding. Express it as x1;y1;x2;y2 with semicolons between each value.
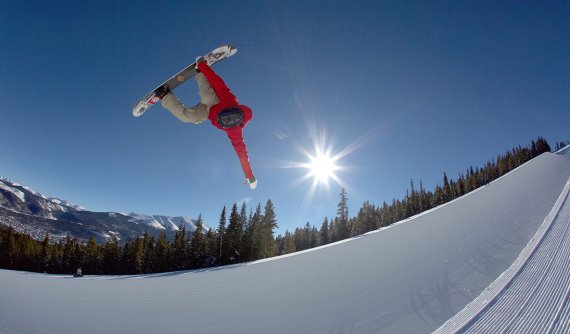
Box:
132;45;237;117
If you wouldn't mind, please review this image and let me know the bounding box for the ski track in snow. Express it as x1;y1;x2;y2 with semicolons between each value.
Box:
435;178;570;333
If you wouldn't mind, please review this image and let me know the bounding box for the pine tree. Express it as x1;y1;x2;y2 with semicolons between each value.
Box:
294;227;304;251
83;236;100;275
418;179;429;212
328;220;336;242
282;231;296;254
260;200;278;258
535;137;551;155
406;179;418;216
7;228;20;269
304;223;312;249
39;233;50;272
72;242;82;273
141;231;155;273
442;173;451;202
433;186;444;207
296;222;316;249
457;175;465;196
310;225;319;248
275;234;284;255
172;225;188;270
131;237;143;274
189;215;206;268
244;204;262;261
240;202;248;230
554;141;568;151
357;201;377;234
203;229;217;267
225;203;244;264
216;206;227;265
379;202;391;228
18;234;34;270
320;217;329;245
121;243;132;275
62;236;78;273
102;236;120;274
48;243;62;273
154;232;170;273
336;188;350;240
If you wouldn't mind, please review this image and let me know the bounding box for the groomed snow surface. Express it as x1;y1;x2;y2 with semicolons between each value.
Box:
435;177;570;333
1;150;569;334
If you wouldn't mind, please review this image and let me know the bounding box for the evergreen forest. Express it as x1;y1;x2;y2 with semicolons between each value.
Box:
0;138;567;275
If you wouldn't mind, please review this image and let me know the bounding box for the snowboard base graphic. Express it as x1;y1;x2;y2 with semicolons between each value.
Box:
132;45;237;117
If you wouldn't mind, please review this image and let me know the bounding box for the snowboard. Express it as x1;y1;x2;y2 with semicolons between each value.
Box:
132;45;237;117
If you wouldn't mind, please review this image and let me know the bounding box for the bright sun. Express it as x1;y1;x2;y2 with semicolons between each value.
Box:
308;151;337;183
279;125;370;195
277;123;374;223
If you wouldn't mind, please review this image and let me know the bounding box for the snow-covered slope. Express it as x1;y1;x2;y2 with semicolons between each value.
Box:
0;151;569;334
436;177;570;333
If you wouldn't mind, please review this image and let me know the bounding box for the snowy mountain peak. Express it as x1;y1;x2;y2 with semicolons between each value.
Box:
127;213;210;233
0;176;209;242
0;177;87;211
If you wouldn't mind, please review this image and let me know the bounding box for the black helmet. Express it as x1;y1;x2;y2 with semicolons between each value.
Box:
217;107;244;128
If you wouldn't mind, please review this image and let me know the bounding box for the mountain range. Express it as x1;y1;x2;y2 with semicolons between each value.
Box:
0;177;209;243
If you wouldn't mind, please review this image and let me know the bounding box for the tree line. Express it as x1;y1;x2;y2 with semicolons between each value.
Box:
275;137;567;253
0;200;277;275
0;137;567;275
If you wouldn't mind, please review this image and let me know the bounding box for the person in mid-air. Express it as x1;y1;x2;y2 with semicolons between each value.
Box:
155;58;257;189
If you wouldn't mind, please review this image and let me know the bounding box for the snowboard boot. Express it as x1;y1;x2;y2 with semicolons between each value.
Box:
246;176;257;190
155;85;170;99
195;56;205;72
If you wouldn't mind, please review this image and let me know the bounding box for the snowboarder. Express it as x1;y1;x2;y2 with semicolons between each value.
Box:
74;267;83;278
155;58;257;189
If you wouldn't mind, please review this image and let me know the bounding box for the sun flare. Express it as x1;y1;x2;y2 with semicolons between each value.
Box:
308;151;337;183
276;122;376;224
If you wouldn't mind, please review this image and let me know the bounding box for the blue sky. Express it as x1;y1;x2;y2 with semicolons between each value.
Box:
1;1;568;234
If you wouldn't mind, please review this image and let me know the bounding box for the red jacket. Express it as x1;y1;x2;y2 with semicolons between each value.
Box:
197;61;254;179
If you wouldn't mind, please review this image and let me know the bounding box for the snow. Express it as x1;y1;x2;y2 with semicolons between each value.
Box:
128;213;168;230
128;213;210;232
435;177;570;333
0;181;25;202
47;197;87;211
555;143;570;156
0;177;87;211
0;152;569;334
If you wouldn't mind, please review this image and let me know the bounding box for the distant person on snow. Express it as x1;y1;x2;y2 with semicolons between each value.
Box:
155;58;257;189
74;267;83;277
